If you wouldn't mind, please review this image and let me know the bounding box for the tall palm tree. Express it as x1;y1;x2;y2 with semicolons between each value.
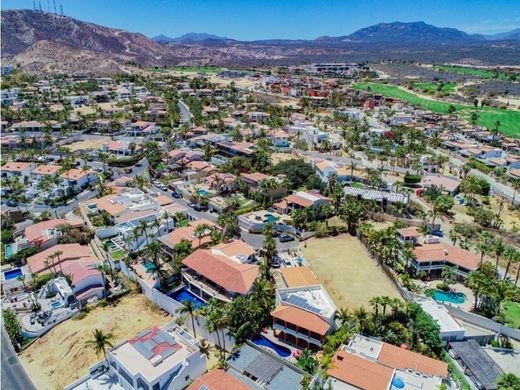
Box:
493;237;507;273
476;232;494;267
335;307;350;327
53;250;64;274
138;220;150;246
193;223;210;248
369;297;382;318
84;329;114;365
503;246;519;281
177;300;199;338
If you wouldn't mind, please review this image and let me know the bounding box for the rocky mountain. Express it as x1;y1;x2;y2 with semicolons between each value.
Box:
1;9;174;73
319;21;479;43
2;10;520;74
485;28;520;41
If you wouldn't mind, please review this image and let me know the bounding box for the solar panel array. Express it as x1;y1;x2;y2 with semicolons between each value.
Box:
450;340;503;390
286;294;322;314
245;354;283;383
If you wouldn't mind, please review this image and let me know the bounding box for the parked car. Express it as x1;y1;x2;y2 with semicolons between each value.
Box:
278;234;295;242
431;229;444;238
271;256;281;268
6;199;18;207
171;191;181;199
135;163;143;167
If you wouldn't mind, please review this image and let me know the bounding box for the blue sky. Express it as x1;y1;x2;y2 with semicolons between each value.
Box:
3;0;520;40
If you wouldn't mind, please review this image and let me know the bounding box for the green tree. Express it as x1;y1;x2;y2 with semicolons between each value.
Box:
177;300;199;338
497;373;520;390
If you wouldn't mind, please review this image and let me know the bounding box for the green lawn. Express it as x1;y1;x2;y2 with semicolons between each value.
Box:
109;249;127;261
503;301;520;329
414;82;456;93
146;66;224;73
352;82;520;137
434;65;510;80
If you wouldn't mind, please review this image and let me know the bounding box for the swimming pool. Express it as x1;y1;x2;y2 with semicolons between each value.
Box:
264;214;277;223
434;290;466;304
250;335;291;358
51;301;63;309
3;268;22;281
144;262;157;273
4;244;13;259
170;287;207;309
198;189;209;197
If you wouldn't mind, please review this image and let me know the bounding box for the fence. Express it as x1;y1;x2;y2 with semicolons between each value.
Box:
119;261;235;351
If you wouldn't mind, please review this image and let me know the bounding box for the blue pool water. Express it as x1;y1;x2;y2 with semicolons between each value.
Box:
264;214;277;223
4;268;22;281
51;301;63;309
170;287;207;309
251;335;291;358
5;244;13;259
434;290;466;304
198;189;209;197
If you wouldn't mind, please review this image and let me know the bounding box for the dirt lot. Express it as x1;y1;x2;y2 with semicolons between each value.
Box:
67;136;111;152
20;294;171;390
301;235;401;309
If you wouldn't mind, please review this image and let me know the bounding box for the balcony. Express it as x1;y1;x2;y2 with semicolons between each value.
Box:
273;323;322;346
182;271;231;303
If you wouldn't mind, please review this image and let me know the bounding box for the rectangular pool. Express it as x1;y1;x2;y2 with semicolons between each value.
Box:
169;287;207;309
3;268;22;281
5;244;13;259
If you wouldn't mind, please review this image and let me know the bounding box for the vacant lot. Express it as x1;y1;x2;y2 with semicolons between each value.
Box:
301;235;401;309
67;136;110;152
352;83;520;137
20;294;171;390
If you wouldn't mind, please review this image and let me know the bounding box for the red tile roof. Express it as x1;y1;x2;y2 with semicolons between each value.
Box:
24;218;67;244
328;350;394;390
378;342;448;378
27;243;91;274
413;243;480;271
271;305;330;335
182;249;259;295
187;369;252;390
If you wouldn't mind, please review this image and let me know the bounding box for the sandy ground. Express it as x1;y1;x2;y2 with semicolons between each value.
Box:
301;235;401;309
20;294;171;390
67;136;111;152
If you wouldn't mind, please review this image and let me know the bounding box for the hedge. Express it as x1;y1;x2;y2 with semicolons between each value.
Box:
404;174;421;184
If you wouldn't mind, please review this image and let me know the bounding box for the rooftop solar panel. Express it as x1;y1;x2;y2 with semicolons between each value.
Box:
245;354;283;383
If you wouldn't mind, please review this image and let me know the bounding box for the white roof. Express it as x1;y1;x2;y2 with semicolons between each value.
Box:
418;299;465;334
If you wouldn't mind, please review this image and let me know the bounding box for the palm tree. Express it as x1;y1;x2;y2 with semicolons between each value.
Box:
503;246;519;281
84;329;114;365
493;237;507;273
369;297;382;318
193;223;210;248
497;373;520;389
177;300;199;338
139;220;150;246
477;232;494;267
352;306;370;334
380;296;392;317
335;307;350;327
53;249;64;274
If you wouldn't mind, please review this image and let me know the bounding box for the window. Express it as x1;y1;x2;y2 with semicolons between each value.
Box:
152;383;160;390
185;375;190;381
137;378;149;390
118;367;134;387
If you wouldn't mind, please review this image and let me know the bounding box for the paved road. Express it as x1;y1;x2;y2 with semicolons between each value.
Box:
178;100;192;126
1;323;36;390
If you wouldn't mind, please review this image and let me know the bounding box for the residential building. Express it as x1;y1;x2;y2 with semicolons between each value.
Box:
26;243;92;274
417;298;465;343
1;162;36;179
181;246;259;303
412;240;480;278
21;218;67;249
108;322;206;390
421;173;461;195
103;141;142;156
60;258;105;305
272;285;337;350
278;266;318;288
274;191;331;214
328;334;448;390
226;343;313;390
159;219;217;255
60;169;98;192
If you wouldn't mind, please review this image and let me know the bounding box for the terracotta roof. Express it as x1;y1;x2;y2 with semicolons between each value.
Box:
212;240;255;258
60;169;95;180
421;174;460;193
413;243;480;271
279;266;318;288
182;249;259;295
2;162;33;172
187;369;252;390
271;305;330;335
27;243;91;274
91;195;126;216
60;257;102;285
378;342;448;378
160;219;215;249
24;218;67;244
397;227;420;239
240;172;270;183
31;165;61;176
327;350;394;390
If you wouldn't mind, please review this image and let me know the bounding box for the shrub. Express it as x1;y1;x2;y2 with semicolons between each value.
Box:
404;174;421;184
436;282;450;291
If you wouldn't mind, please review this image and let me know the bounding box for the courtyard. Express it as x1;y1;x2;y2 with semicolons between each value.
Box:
301;235;401;309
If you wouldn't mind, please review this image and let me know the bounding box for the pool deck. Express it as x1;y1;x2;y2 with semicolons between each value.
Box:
260;329;298;363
